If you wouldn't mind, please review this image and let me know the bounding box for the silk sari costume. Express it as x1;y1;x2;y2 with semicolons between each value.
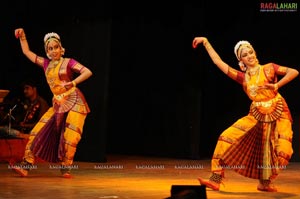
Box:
23;57;90;166
211;63;293;181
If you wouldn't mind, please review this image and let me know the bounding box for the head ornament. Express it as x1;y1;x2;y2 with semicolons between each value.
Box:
234;40;253;60
44;32;61;43
43;32;65;59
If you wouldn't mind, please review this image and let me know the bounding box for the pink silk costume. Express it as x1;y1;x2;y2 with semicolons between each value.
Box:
24;57;90;166
211;63;293;181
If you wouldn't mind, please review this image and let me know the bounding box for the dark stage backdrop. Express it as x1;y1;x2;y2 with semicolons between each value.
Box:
107;2;300;161
1;1;300;162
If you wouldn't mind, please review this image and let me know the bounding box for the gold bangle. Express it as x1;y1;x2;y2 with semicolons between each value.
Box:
203;38;208;46
19;34;26;41
204;40;212;50
72;81;76;87
274;83;278;91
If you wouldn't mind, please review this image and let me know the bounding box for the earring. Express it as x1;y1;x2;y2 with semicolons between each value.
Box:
239;61;247;71
47;53;52;59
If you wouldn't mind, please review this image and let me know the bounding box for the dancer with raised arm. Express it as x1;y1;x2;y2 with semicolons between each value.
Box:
13;28;93;178
192;36;298;192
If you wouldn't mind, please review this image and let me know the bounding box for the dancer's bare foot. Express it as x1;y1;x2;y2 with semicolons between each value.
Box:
198;177;220;191
257;182;277;192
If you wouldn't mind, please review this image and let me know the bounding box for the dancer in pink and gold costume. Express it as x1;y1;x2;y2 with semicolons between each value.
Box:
13;28;93;178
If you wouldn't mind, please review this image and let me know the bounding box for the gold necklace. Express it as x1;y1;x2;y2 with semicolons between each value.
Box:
49;58;62;68
248;66;260;76
246;65;261;97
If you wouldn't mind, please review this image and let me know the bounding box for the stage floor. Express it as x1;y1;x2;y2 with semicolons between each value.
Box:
1;154;300;199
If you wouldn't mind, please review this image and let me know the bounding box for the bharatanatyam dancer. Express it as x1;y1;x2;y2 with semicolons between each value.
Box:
12;28;92;178
192;36;298;192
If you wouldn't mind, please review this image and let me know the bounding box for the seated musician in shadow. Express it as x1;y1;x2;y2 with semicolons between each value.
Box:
0;79;49;139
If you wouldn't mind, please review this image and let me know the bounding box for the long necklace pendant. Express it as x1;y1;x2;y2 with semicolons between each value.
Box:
249;84;258;96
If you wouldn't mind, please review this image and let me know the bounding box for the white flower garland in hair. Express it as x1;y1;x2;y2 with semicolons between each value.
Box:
234;40;251;60
44;32;61;43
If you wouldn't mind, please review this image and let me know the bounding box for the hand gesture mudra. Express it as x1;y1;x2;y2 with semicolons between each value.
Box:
192;37;208;49
15;28;25;39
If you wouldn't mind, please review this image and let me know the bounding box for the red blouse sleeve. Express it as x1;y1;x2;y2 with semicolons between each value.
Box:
272;63;288;75
227;67;244;85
